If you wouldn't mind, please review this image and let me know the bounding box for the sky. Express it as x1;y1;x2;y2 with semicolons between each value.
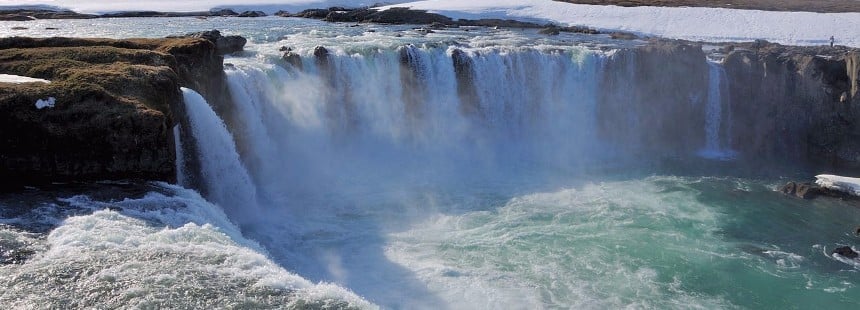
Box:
0;0;407;13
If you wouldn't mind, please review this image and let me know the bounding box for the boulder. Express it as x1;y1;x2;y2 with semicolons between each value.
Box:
282;51;303;69
183;30;246;55
274;10;291;17
833;246;859;259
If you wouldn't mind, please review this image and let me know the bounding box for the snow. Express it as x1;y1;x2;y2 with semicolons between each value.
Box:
3;0;859;47
35;97;56;109
815;174;860;196
0;74;51;84
380;0;860;48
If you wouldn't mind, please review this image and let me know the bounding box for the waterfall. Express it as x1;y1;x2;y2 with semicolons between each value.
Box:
181;87;260;224
176;45;610;215
173;124;186;186
699;61;736;160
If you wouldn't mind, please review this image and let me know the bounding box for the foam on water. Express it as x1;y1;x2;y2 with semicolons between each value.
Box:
0;183;375;309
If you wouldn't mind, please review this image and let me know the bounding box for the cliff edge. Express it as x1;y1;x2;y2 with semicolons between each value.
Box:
0;32;241;186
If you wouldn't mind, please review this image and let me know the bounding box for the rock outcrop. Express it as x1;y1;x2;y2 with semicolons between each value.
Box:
722;42;860;170
833;246;859;259
0;33;242;186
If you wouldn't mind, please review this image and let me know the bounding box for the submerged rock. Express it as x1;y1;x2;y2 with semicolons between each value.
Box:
833;246;859;259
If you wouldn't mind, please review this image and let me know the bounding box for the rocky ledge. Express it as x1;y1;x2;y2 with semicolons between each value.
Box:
0;31;243;187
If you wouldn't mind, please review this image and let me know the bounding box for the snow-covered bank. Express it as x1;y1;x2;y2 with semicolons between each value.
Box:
0;74;50;84
381;0;860;47
815;174;860;196
4;0;860;47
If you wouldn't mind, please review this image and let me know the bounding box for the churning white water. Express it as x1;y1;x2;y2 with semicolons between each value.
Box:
181;88;261;225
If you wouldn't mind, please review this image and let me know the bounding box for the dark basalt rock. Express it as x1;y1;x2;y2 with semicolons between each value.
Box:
0;33;239;187
722;42;860;170
274;10;291;17
282;51;303;70
181;30;247;55
833;246;859;259
538;26;561;36
779;182;823;199
209;9;239;16
296;9;332;19
610;32;640;40
238;11;267;18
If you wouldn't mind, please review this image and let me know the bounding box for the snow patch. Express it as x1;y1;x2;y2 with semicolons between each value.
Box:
35;97;56;109
815;174;860;196
381;0;860;48
0;74;51;84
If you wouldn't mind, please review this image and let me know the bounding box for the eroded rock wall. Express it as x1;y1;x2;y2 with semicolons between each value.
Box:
722;44;860;169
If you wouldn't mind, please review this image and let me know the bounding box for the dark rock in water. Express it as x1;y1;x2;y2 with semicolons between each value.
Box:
296;9;331;19
282;51;303;70
779;180;859;199
795;183;823;199
313;46;330;58
780;182;798;195
45;27;59;30
183;30;247;55
855;226;860;235
610;32;639;40
238;11;266;18
11;26;28;30
538;26;561;35
833;246;859;259
780;182;823;199
279;46;292;52
313;46;330;68
209;8;239;16
429;22;447;29
274;10;291;17
456;19;543;29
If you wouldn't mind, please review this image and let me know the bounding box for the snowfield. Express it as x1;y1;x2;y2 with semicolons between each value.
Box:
2;0;860;47
380;0;860;47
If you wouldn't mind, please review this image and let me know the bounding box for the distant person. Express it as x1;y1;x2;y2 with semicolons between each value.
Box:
830;36;835;47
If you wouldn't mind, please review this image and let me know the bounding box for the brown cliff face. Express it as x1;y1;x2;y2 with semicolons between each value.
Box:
0;36;234;187
722;43;860;170
598;41;708;156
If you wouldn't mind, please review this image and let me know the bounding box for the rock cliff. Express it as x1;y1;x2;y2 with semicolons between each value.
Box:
0;33;240;187
722;43;860;170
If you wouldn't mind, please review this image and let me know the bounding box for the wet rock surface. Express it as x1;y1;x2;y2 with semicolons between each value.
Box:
721;42;860;170
833;246;859;259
